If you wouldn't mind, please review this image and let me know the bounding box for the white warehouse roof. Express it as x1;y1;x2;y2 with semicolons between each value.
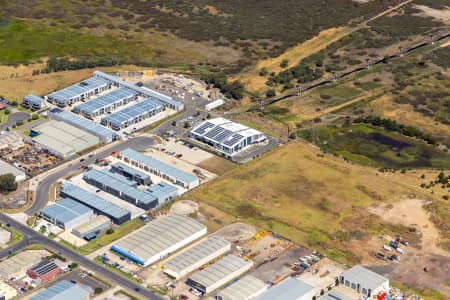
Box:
111;214;206;266
0;159;26;182
341;265;388;290
216;275;267;300
256;277;314;300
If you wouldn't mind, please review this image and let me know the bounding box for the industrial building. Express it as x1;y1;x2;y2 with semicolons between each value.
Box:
0;251;43;280
339;265;389;298
47;76;110;107
147;182;179;205
205;99;224;111
22;95;46;111
100;97;164;131
72;215;112;241
0;131;24;150
111;162;151;185
40;198;94;230
255;277;315;300
0;282;17;300
190;118;266;156
318;291;352;300
30;280;92;300
31;120;99;158
93;70;184;111
26;259;61;284
215;275;268;300
72;87;137;119
47;108;116;143
111;214;206;266
0;160;26;182
83;168;158;210
60;183;131;224
187;254;254;295
120;148;199;189
163;235;231;279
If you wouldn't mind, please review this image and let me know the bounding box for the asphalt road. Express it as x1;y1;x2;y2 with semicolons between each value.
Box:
0;213;164;300
25;135;156;215
0;112;30;131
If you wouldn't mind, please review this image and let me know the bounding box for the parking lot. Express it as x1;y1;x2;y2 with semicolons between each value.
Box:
157;138;213;165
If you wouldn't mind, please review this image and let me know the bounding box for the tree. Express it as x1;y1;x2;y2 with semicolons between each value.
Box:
259;67;268;76
171;121;176;127
266;89;276;98
0;174;17;192
31;114;39;120
106;228;114;235
280;59;289;68
183;122;190;129
69;262;78;269
4;109;10;115
16;120;23;126
94;287;103;294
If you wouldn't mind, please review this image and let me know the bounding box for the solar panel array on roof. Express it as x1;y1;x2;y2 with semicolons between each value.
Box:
164;236;230;278
190;118;266;155
111;214;206;266
60;183;131;224
30;280;90;300
48;77;109;106
83;168;158;210
29;260;59;276
47;108;116;143
120;148;199;189
100;98;164;131
72;87;136;118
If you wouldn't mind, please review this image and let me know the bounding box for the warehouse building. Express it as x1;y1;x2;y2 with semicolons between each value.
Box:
120;148;199;189
47;76;110;107
318;291;352;300
40;198;94;230
32;120;99;158
0;160;26;183
339;265;389;298
163;235;230;279
26;259;61;284
93;70;184;111
30;280;92;300
190;118;266;156
111;214;206;266
0;251;43;280
60;183;131;224
47;108;116;143
72;87;137;119
187;254;254;295
22;95;46;111
83;168;158;210
216;275;268;300
256;277;315;300
72;215;112;241
147;182;179;205
111;162;151;185
100;97;164;131
0;282;17;300
0;131;24;150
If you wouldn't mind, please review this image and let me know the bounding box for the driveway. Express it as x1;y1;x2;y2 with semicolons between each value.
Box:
0;112;30;131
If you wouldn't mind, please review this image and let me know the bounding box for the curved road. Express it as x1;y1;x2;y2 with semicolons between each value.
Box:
0;112;30;131
0;213;164;300
26;135;156;215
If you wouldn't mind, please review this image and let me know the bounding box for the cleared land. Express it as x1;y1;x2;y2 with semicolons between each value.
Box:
187;140;448;264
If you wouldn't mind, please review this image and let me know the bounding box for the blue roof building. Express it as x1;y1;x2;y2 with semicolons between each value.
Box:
60;183;131;225
83;169;158;210
111;162;151;185
47;108;116;143
72;87;137;119
40;198;94;230
30;280;91;300
47;77;110;107
147;182;179;205
120;148;199;189
23;95;46;111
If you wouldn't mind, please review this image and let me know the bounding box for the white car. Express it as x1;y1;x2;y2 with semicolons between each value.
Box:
396;247;404;254
189;288;202;296
383;245;392;251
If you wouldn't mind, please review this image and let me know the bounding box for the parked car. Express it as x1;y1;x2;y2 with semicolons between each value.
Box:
396;247;404;254
389;241;398;249
383;245;392;251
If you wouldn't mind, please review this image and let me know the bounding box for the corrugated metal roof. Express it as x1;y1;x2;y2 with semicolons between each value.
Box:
72;215;111;235
30;280;90;300
188;254;253;289
48;77;108;102
113;214;206;262
112;162;150;181
0;159;25;177
73;87;136;115
341;265;388;290
61;183;130;220
164;236;230;275
24;95;45;105
120;148;198;185
318;291;353;300
40;198;93;224
255;277;314;300
216;275;267;300
147;182;178;201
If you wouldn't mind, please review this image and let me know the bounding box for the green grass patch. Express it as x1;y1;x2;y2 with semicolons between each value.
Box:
144;109;185;132
0;110;8;124
94;257;142;283
318;83;361;100
298;124;450;169
2;225;23;246
234;119;278;137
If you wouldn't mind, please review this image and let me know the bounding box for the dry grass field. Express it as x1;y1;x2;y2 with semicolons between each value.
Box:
187;140;448;264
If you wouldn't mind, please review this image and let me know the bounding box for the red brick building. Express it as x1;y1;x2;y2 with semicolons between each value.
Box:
26;260;61;284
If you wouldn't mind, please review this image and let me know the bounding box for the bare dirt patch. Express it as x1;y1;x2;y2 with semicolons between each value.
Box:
212;223;257;243
414;5;450;23
170;200;199;215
